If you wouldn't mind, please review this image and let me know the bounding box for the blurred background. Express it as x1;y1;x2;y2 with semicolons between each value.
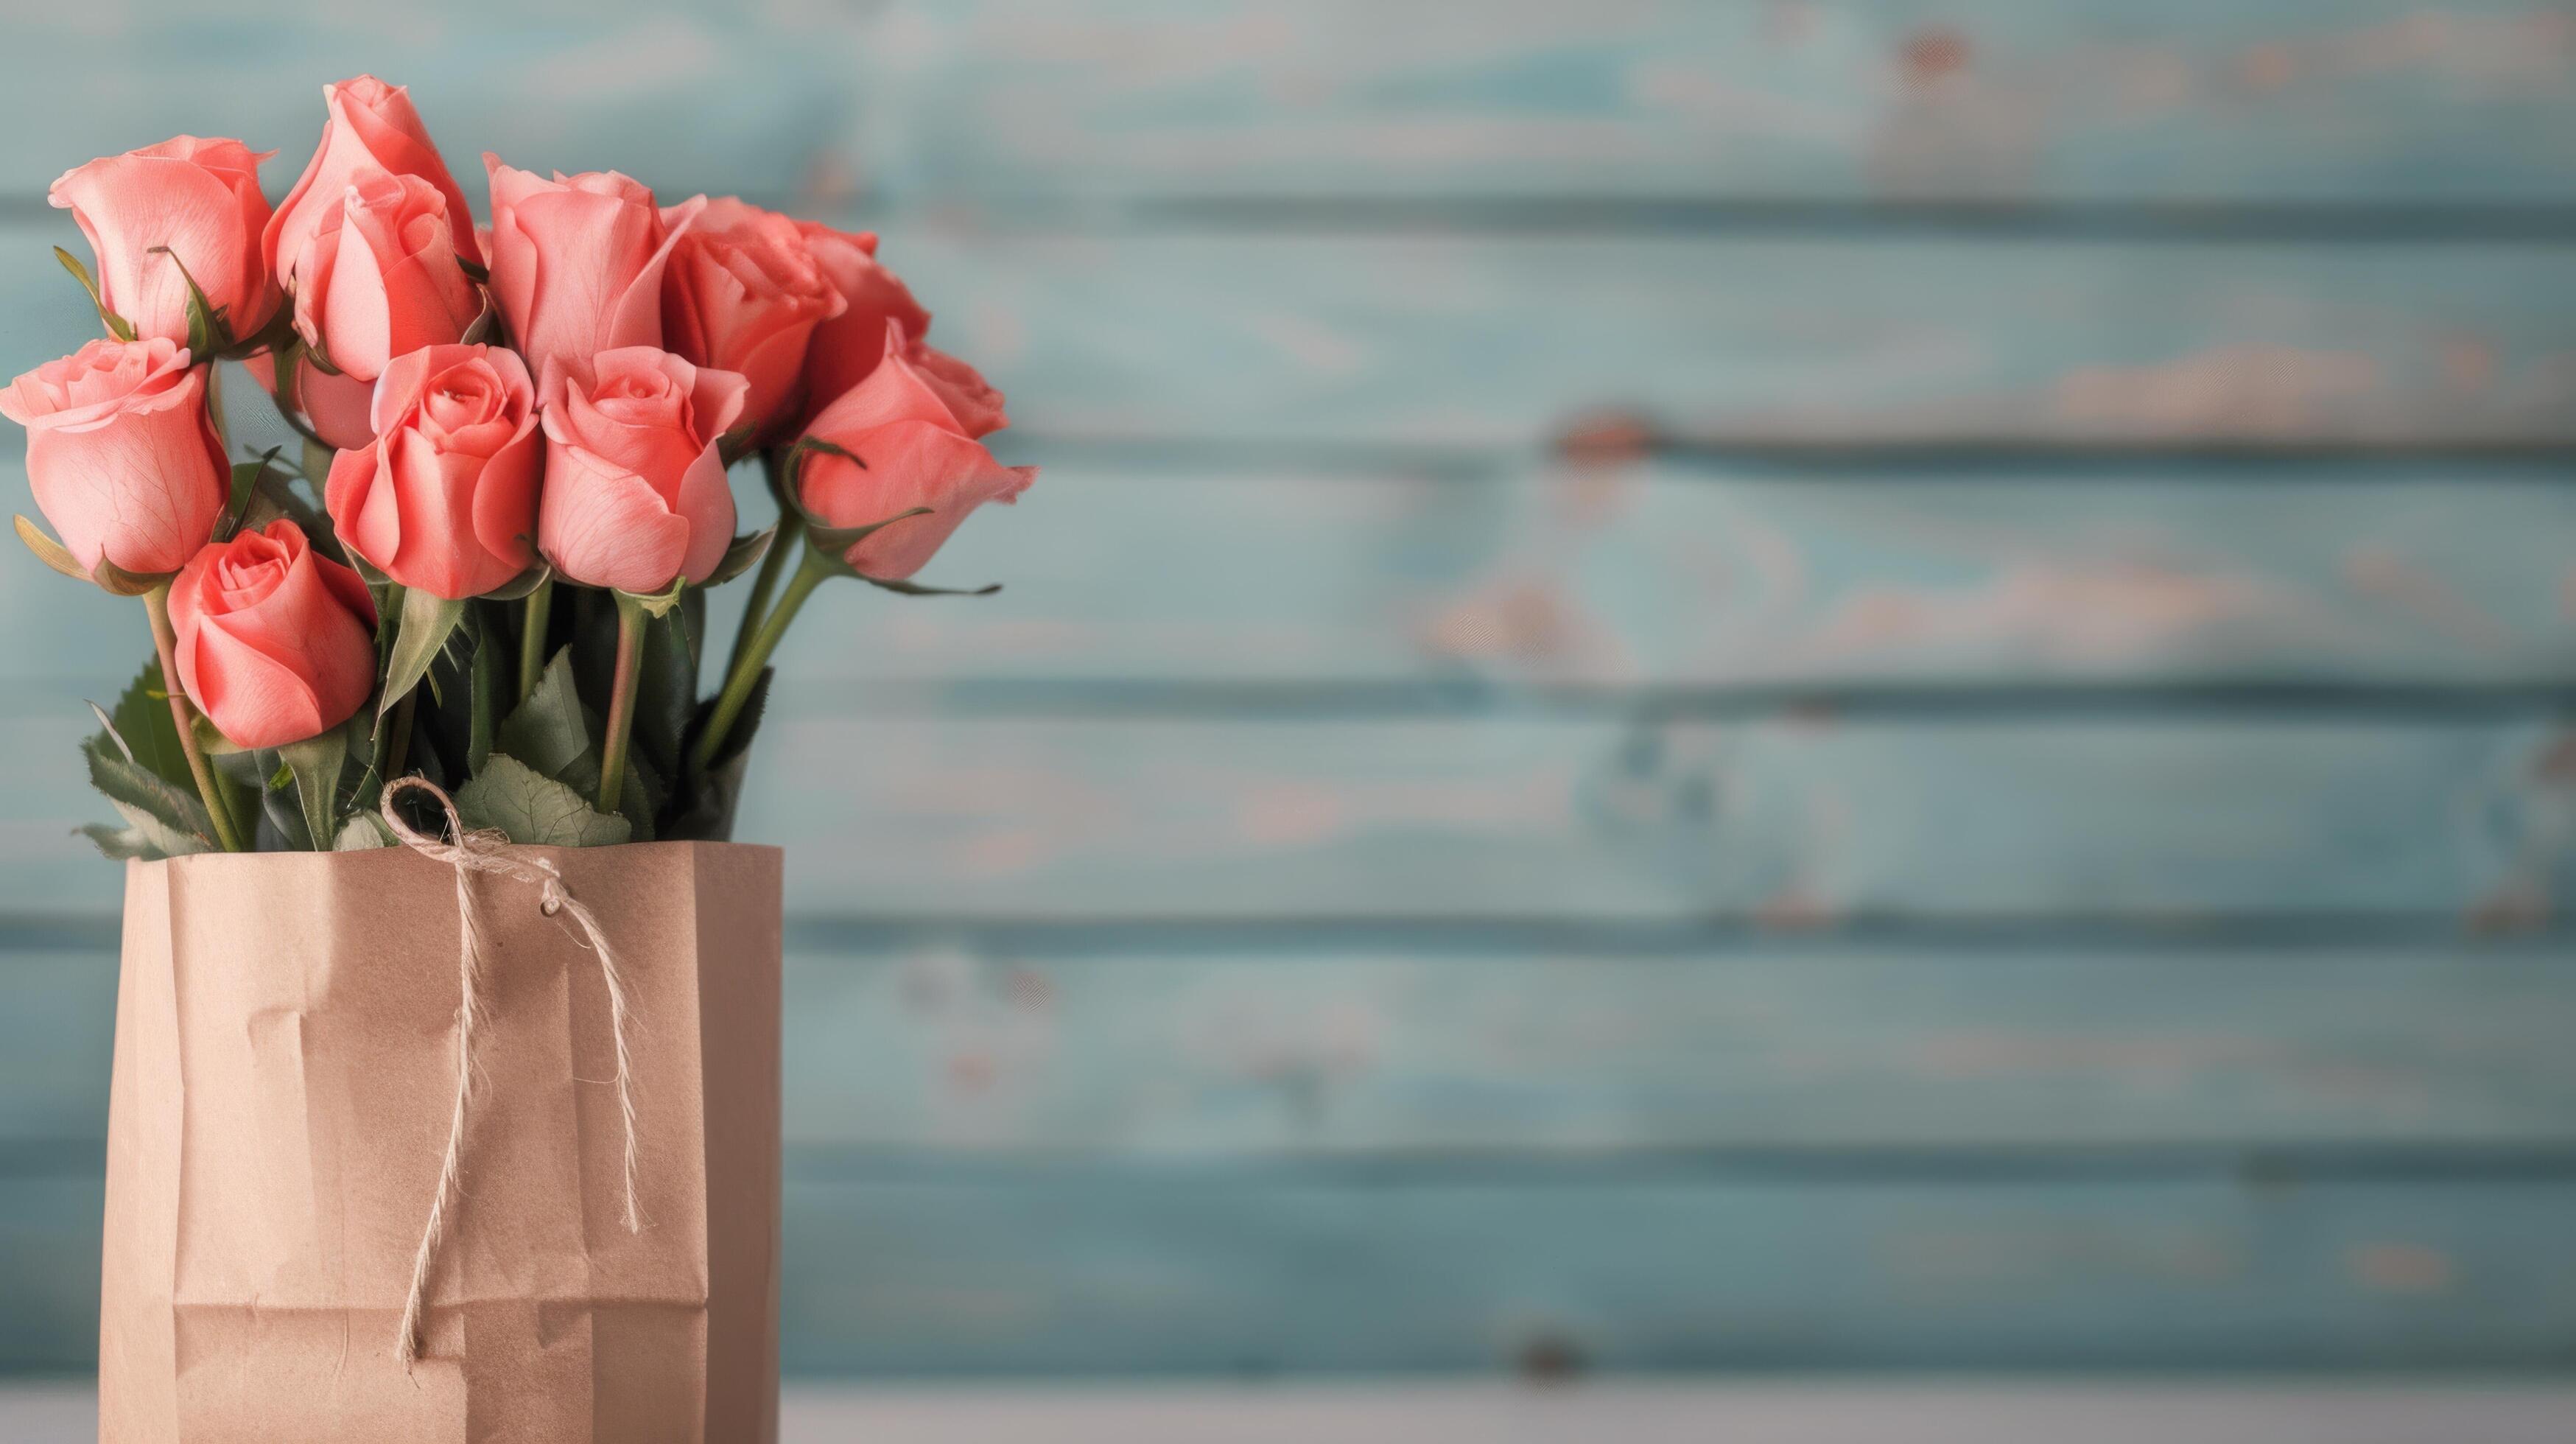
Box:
2;0;2575;1387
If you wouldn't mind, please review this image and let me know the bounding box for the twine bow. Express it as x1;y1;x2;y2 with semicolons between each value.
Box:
378;776;643;1367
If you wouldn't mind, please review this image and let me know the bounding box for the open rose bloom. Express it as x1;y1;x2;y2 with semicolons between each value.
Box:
0;71;1034;858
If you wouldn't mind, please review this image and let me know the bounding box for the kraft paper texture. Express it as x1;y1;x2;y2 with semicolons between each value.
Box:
98;842;783;1443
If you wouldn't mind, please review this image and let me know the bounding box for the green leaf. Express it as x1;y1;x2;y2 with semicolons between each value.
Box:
860;574;1003;597
496;648;592;779
453;754;631;847
89;555;169;597
278;726;350;852
15;515;96;583
665;668;771;841
379;587;466;718
80;730;213;857
220;449;287;542
90;658;194;793
146;245;232;355
468;605;505;773
54;247;133;341
703;527;775;588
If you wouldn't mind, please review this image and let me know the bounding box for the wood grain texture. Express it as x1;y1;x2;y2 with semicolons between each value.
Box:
0;709;2568;922
7;940;2572;1154
0;3;866;202
6;222;2576;450
4;1166;2575;1374
842;0;2576;206
14;457;2576;697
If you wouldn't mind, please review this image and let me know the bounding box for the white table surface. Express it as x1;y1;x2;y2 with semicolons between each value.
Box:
7;1379;2573;1442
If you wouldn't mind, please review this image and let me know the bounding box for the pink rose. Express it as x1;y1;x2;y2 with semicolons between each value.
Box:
796;325;1033;581
287;172;480;382
660;197;846;433
537;347;746;594
324;345;540;600
169;519;377;750
51;137;278;347
0;337;227;576
794;223;931;429
265;75;484;286
486;158;703;390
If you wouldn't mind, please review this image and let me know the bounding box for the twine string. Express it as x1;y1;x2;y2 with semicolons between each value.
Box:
378;776;643;1367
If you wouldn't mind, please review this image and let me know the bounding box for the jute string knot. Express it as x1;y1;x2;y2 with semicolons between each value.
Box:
379;775;643;1367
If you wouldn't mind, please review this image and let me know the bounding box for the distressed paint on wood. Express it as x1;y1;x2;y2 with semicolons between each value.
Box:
14;458;2576;697
839;0;2576;208
5;940;2573;1153
4;1167;2575;1375
5;223;2576;450
0;3;867;203
0;711;2567;921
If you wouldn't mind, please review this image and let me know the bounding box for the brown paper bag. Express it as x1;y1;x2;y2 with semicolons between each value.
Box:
98;841;783;1443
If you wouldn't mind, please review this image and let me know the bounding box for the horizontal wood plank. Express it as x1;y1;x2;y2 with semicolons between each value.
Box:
0;710;2566;922
845;0;2576;208
4;1166;2573;1373
0;4;866;202
748;458;2576;692
7;940;2572;1154
6;222;2575;450
14;458;2576;697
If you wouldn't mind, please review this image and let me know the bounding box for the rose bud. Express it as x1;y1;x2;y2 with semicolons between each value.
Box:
793;222;930;430
50;137;278;346
537;347;746;594
264;74;484;286
169;519;378;751
288;172;480;382
486;158;703;390
324;345;540;600
660;197;846;434
796;325;1033;581
0;337;227;576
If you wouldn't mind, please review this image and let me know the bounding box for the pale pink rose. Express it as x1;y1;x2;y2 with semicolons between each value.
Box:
264;75;483;284
538;347;746;593
324;345;539;600
796;324;1033;581
289;172;480;381
793;222;932;430
50;137;278;347
247;349;378;452
169;519;377;750
0;338;227;576
486;158;703;390
661;197;846;432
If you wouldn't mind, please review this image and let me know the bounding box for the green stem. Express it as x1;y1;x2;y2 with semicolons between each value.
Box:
141;584;247;852
694;542;828;774
597;595;647;815
518;576;555;705
383;688;418;788
727;511;801;684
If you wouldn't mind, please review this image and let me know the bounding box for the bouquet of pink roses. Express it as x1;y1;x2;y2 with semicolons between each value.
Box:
7;74;1035;855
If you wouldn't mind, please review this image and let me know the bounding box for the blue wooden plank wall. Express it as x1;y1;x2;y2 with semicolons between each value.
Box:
1;0;2574;1376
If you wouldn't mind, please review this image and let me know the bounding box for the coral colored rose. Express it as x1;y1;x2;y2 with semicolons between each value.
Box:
660;197;846;433
289;172;480;381
796;325;1033;581
169;519;378;750
793;222;932;430
51;137;278;347
324;345;539;600
0;338;227;576
486;158;703;390
538;347;745;594
265;75;483;285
